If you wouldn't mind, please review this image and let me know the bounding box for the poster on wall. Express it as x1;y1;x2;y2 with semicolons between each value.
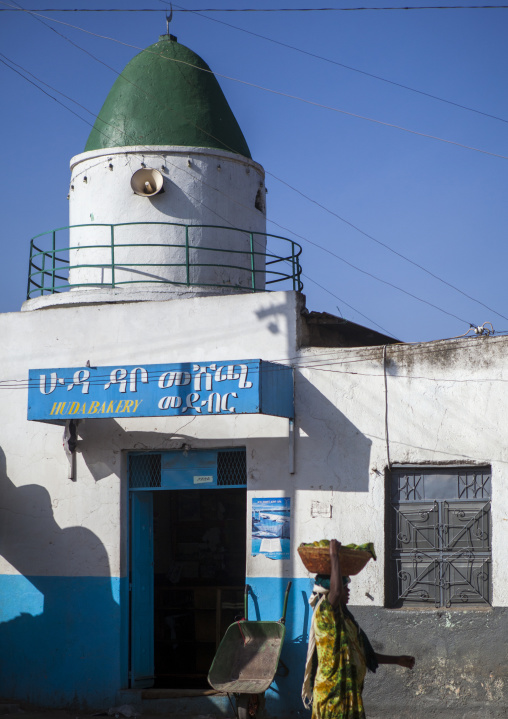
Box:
251;497;291;560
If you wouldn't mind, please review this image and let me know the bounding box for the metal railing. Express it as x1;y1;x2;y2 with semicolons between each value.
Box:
26;222;303;299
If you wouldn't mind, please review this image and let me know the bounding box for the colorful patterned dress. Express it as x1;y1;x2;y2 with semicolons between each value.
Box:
311;598;367;719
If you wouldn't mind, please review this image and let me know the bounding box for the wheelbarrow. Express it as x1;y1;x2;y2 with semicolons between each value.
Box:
208;582;292;719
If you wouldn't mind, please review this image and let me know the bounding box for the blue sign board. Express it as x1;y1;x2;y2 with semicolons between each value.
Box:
28;359;294;422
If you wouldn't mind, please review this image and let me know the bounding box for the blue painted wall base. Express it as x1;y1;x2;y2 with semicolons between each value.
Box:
0;574;127;709
246;577;313;718
0;573;314;714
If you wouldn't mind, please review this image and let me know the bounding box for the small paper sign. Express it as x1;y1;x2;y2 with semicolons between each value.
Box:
193;475;214;484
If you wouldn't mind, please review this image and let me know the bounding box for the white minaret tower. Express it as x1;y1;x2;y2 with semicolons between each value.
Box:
27;33;269;308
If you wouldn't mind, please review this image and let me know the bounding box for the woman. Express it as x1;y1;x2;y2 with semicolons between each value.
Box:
303;539;415;719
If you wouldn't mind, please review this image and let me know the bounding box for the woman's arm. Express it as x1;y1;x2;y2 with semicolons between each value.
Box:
328;539;344;608
375;653;415;670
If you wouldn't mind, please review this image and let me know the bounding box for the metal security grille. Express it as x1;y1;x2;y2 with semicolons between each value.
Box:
389;466;491;608
217;449;247;486
129;453;162;489
128;449;247;488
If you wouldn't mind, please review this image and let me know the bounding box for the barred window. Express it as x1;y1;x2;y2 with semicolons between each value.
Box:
129;453;162;489
129;448;246;489
388;466;491;608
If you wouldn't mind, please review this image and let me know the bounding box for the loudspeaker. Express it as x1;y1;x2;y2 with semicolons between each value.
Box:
130;168;164;196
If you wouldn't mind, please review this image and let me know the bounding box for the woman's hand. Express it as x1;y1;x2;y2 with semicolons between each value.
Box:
397;655;415;670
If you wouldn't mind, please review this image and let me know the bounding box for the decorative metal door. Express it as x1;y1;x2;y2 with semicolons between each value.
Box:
389;466;491;608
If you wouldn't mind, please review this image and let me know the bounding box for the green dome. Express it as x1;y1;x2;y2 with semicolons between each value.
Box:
85;35;251;158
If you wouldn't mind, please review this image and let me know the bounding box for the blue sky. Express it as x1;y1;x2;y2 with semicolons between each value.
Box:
1;1;507;342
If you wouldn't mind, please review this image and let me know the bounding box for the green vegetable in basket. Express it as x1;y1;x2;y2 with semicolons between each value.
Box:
303;540;376;560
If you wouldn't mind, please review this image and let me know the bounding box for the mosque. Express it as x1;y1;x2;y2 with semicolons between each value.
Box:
1;32;507;719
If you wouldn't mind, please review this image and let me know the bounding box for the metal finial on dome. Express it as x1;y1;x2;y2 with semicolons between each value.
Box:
165;3;173;35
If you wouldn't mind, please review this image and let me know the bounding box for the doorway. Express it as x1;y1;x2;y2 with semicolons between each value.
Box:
129;449;247;690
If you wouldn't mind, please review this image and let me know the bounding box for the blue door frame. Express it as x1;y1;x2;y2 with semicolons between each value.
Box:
130;492;154;688
129;449;247;689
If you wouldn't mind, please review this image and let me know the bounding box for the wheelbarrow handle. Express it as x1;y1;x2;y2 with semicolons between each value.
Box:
280;581;292;624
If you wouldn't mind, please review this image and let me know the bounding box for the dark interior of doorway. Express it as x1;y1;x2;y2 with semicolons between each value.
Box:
153;488;246;688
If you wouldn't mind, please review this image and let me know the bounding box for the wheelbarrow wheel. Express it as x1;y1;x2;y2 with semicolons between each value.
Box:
236;693;265;719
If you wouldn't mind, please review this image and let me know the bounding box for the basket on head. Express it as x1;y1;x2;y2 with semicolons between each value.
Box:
297;544;372;576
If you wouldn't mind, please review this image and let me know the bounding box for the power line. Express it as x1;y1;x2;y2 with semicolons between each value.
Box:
266;173;508;324
5;2;504;334
27;0;508;324
160;0;508;126
5;3;506;333
0;332;505;387
3;50;391;336
0;52;98;118
265;204;478;327
0;27;488;332
269;215;476;326
3;336;508;390
156;4;508;323
2;5;508;11
178;0;508;327
4;1;508;162
300;272;398;337
0;57;97;126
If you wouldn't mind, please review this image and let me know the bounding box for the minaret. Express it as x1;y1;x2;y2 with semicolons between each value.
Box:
64;34;267;302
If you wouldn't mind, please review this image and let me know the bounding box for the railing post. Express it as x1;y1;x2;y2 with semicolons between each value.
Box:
26;240;33;300
250;233;256;291
293;242;302;291
40;250;46;297
185;224;190;286
51;230;56;293
290;242;295;291
110;225;115;288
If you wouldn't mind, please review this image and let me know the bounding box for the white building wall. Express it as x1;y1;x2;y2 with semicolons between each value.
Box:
0;291;298;581
288;338;508;607
2;290;508;713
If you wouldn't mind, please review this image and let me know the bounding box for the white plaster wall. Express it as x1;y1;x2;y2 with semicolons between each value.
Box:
68;146;267;294
0;291;298;582
2;293;508;610
280;337;508;607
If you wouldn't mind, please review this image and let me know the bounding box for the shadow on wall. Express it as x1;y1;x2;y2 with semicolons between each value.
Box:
0;447;123;709
295;374;372;492
53;369;371;715
76;373;372;493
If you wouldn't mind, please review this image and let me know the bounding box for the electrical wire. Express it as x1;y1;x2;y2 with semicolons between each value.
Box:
154;2;508;324
1;53;390;338
265;210;476;326
2;5;508;11
160;0;508;126
3;19;505;329
0;327;505;387
3;0;508;162
0;67;479;337
300;273;397;337
1;48;474;334
7;0;504;327
3;0;505;334
265;174;508;324
0;331;503;381
2;338;508;390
